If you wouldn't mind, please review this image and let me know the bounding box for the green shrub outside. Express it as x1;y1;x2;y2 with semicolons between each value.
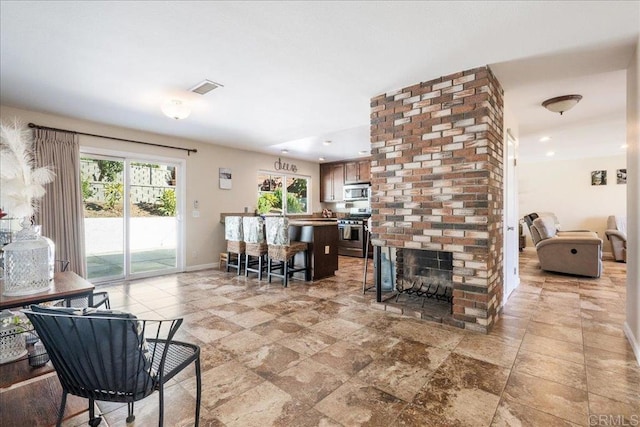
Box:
157;189;176;216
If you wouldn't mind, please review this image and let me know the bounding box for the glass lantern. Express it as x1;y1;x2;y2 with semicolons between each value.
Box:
2;220;51;296
32;225;56;280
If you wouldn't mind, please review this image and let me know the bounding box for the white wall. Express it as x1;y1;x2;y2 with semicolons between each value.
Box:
519;155;627;249
0;105;321;270
503;102;520;301
625;35;640;365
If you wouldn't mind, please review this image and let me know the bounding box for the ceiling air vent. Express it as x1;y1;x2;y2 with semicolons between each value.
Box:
190;80;223;95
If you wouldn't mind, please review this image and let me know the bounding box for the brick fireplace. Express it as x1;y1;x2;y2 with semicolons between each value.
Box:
369;65;504;333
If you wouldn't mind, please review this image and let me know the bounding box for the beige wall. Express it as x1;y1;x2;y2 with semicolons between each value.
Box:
0;105;321;270
625;35;640;364
519;155;627;248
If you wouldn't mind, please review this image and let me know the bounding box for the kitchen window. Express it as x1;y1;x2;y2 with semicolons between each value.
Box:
257;172;309;215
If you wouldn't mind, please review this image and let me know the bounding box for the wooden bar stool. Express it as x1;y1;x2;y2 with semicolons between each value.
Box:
219;252;228;270
224;216;245;275
265;217;310;287
243;216;268;280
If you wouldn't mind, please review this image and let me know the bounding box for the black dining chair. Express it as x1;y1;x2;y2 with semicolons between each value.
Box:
51;260;111;309
23;306;201;427
54;290;111;309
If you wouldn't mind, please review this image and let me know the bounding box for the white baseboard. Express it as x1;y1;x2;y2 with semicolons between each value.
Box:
623;322;640;367
185;263;217;272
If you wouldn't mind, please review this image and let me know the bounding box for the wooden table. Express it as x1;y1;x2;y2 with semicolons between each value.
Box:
0;351;54;389
1;271;94;425
1;271;95;310
0;372;87;426
1;271;95;389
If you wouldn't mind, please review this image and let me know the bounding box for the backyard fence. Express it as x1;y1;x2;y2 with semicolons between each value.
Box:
81;161;175;204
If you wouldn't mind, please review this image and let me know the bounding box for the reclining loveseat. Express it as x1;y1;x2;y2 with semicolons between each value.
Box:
524;212;603;278
605;215;627;262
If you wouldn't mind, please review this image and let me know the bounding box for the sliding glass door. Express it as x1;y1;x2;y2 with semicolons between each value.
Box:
81;152;183;282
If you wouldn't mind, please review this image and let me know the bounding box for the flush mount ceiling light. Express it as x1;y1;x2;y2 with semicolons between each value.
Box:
323;140;332;146
542;94;582;115
281;149;289;154
319;157;326;161
358;150;369;155
161;99;191;120
539;136;551;142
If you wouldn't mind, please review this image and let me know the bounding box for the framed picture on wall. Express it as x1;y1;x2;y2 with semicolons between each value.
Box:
219;167;232;189
617;169;627;184
591;170;607;186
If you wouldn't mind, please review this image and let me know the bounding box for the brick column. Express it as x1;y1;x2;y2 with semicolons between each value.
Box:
370;66;504;333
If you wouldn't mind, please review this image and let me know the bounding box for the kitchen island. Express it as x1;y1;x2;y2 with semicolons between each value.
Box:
288;220;338;280
220;214;339;281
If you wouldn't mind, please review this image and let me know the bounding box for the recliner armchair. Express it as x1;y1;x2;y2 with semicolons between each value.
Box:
605;215;627;262
523;212;591;245
528;215;603;278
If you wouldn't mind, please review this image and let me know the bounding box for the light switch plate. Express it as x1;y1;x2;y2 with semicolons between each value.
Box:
324;245;330;254
192;210;200;218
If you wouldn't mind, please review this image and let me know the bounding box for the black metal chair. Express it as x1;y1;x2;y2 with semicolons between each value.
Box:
23;306;201;427
54;291;111;309
52;260;111;309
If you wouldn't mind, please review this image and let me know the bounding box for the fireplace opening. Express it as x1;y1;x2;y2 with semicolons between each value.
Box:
374;248;456;324
397;249;453;292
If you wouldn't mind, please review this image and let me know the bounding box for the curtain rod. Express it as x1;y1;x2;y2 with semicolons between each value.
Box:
28;123;198;156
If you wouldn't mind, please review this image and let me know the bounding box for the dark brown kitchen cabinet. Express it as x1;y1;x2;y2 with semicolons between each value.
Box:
344;159;371;184
320;163;344;202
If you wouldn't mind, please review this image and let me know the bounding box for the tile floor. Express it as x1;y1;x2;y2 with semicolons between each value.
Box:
63;249;638;426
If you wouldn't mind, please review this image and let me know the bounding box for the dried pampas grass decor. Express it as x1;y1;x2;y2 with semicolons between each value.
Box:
0;119;55;219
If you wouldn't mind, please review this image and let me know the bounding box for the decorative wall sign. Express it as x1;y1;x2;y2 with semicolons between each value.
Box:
590;170;607;186
219;168;232;190
617;169;627;184
274;157;297;173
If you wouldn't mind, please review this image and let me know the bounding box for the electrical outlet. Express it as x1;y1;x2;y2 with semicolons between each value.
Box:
192;210;200;218
325;245;330;254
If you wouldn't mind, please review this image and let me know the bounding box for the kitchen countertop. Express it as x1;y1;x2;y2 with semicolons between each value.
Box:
289;220;337;226
220;213;338;224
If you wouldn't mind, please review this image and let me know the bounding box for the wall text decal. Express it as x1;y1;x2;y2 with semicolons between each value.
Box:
274;157;297;173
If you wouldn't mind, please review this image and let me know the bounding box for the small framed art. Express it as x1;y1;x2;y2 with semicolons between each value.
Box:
591;170;607;186
219;168;232;190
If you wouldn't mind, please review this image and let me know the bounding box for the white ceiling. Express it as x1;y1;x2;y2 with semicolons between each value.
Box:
1;1;638;163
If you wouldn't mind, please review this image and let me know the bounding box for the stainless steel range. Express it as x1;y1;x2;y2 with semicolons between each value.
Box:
337;213;371;258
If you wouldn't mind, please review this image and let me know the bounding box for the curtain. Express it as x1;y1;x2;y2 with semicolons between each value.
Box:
33;129;87;278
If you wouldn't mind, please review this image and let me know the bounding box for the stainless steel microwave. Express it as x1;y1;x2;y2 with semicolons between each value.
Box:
344;184;370;201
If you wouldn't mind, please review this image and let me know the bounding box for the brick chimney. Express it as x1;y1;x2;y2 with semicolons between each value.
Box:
370;66;504;333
